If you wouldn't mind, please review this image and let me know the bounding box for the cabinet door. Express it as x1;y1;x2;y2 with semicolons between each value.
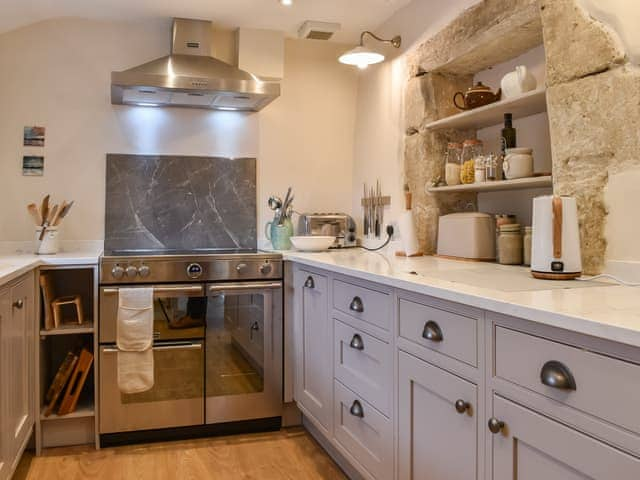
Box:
0;287;10;480
398;351;478;480
294;270;333;434
5;276;34;463
491;395;640;479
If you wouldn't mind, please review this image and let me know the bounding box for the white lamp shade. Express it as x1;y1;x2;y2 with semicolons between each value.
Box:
338;45;385;69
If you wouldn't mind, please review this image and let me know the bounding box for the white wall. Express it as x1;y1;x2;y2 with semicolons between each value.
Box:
0;18;358;244
351;0;479;236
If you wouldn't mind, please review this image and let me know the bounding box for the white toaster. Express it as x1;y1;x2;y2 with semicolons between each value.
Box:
437;212;496;260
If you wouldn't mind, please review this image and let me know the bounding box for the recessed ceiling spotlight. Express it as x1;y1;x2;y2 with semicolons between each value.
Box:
279;0;293;6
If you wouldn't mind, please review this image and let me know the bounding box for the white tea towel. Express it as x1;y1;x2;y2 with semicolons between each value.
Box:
117;349;155;394
117;288;154;393
117;288;153;351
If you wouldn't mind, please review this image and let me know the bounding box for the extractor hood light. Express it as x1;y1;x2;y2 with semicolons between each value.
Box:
135;102;160;107
339;31;401;69
279;0;293;6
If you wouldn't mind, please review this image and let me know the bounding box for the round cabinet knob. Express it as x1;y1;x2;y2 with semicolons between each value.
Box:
125;265;138;278
488;417;505;434
259;263;273;275
111;266;125;279
138;265;151;278
454;399;471;414
13;299;24;309
236;263;248;273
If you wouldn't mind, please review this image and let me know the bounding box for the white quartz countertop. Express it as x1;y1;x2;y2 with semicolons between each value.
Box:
0;241;102;286
283;250;640;348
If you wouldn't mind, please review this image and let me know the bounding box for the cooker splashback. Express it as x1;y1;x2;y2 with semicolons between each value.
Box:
105;154;256;252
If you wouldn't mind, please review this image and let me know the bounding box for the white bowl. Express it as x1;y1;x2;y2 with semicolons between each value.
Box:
290;236;335;252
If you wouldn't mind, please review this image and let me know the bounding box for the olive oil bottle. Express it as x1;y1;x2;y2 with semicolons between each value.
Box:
501;113;516;179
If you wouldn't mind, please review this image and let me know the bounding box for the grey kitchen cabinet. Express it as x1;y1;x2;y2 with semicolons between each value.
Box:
398;350;478;480
0;272;35;480
293;269;333;435
490;395;640;479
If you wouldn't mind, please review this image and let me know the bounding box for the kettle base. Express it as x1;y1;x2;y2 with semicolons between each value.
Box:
531;271;582;280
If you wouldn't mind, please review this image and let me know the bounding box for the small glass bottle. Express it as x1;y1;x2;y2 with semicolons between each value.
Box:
498;224;523;265
474;155;486;183
523;226;533;266
444;142;462;186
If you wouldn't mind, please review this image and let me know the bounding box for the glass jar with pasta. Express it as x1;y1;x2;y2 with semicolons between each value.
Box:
460;139;483;184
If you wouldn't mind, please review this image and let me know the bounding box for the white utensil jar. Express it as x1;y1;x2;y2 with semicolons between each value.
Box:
35;227;59;254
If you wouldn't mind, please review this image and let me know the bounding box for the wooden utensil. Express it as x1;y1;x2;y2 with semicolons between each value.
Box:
27;203;42;225
54;200;74;226
40;195;50;227
47;204;59;225
50;201;65;226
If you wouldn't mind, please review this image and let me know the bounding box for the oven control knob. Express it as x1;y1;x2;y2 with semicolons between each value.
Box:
125;265;138;278
138;265;151;278
111;265;125;279
259;263;272;275
187;263;203;279
236;263;248;274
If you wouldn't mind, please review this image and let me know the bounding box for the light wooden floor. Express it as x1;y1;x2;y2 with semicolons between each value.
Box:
16;428;347;480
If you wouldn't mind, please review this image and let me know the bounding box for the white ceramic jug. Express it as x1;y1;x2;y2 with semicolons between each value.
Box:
500;65;537;99
503;147;534;179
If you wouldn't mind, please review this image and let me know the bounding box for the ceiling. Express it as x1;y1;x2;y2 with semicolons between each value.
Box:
0;0;414;43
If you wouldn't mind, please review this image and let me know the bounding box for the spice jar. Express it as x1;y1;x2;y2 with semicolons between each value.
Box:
474;155;487;183
523;226;533;266
460;139;483;184
485;153;499;181
444;142;462;186
498;224;523;265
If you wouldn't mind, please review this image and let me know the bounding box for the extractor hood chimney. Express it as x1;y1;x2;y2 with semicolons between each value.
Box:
111;18;280;111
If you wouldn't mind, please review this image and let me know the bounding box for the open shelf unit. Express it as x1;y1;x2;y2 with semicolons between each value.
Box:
424;88;547;131
35;265;99;453
428;175;552;193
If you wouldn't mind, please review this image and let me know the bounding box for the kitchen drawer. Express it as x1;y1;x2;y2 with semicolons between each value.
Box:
333;279;391;332
334;319;392;417
399;298;478;367
333;380;393;480
495;326;640;435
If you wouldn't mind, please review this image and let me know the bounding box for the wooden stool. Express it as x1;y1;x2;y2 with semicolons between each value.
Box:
51;295;84;328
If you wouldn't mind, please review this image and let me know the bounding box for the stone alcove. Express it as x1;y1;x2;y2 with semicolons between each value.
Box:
403;0;636;274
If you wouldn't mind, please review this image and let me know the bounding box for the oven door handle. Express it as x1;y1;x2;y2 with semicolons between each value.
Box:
102;285;205;297
207;281;282;294
102;343;203;353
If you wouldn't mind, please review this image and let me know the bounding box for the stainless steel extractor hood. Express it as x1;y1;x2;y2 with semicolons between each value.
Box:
111;18;280;111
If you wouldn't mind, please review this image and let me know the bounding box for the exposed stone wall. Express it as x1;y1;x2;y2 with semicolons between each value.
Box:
403;0;637;272
541;0;637;273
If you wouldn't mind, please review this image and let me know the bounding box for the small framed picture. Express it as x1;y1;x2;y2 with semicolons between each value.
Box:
23;156;44;176
24;126;45;147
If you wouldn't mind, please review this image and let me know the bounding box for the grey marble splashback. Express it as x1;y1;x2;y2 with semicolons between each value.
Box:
105;154;256;252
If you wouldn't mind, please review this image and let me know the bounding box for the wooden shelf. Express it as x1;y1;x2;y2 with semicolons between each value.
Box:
424;88;547;131
40;319;94;336
427;176;553;193
40;402;95;421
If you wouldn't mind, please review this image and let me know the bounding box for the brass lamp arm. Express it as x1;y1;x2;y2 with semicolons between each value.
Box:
359;31;402;49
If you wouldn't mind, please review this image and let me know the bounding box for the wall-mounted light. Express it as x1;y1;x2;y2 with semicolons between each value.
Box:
338;31;402;69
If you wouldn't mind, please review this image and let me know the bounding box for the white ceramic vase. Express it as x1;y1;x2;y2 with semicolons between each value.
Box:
500;65;537;99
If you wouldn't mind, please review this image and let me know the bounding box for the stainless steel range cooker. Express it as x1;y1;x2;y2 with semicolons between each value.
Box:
98;249;283;439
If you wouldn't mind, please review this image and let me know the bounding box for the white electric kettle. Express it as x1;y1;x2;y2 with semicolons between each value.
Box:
531;195;582;279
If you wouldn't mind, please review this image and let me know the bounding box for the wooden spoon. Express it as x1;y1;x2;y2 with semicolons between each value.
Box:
40;194;50;227
54;200;74;226
50;201;66;227
27;203;42;225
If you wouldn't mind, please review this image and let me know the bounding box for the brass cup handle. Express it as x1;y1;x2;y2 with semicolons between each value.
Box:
349;400;364;418
422;320;443;342
304;276;315;289
540;360;576;391
12;299;24;309
454;399;470;414
488;417;505;434
349;334;364;351
349;296;364;313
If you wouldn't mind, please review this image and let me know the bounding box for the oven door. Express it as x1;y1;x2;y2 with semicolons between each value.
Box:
99;341;204;434
100;285;207;343
205;281;283;424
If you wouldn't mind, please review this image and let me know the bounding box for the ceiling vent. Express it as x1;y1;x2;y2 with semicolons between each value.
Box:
298;21;341;40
